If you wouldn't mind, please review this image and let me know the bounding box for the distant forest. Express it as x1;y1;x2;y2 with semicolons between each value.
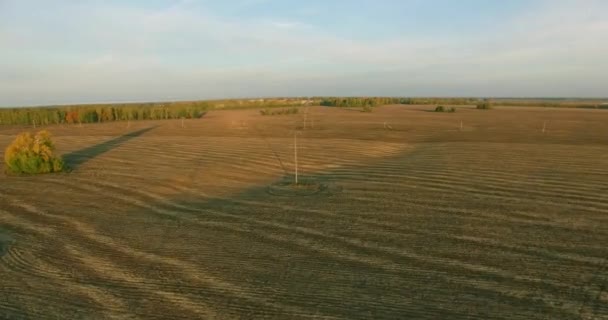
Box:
0;97;604;126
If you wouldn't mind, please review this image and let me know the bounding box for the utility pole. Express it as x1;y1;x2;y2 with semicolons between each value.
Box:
294;131;298;185
542;121;547;134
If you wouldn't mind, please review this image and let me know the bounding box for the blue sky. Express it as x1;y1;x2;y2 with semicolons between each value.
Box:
1;0;607;106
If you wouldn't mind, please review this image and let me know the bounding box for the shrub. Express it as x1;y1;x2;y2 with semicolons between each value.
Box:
362;105;373;113
260;107;299;116
435;106;456;113
476;101;493;110
320;99;335;107
4;130;66;174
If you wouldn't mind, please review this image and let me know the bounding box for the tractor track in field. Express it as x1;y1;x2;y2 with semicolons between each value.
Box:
1;106;607;319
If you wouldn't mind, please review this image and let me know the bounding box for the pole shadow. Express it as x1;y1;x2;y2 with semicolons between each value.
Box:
0;229;13;257
63;126;158;170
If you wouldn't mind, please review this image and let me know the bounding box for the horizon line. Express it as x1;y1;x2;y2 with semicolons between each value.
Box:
2;96;608;109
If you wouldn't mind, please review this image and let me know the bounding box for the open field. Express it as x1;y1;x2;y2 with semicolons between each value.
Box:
1;105;607;319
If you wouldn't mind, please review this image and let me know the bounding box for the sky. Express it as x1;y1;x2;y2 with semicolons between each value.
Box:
1;0;607;106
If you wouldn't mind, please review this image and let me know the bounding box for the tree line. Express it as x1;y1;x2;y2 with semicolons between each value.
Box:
0;98;311;126
318;97;480;108
0;102;209;126
2;97;537;126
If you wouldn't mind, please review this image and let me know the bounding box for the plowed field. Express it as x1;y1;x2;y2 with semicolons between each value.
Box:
1;105;607;319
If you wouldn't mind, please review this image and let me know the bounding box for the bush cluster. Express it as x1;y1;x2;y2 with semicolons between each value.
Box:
476;101;493;110
260;108;299;116
4;130;66;174
435;106;456;113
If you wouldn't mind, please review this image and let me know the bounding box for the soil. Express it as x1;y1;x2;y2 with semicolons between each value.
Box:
0;105;607;319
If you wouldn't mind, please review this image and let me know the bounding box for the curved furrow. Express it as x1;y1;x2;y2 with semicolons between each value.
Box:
62;245;220;320
452;235;607;267
337;194;607;236
341;177;608;215
34;180;189;218
0;208;57;236
57;224;346;319
3;110;607;319
197;194;606;257
3;199;344;319
330;173;608;213
0;290;104;320
0;246;55;279
1;206;221;317
11;189;564;316
67;178;211;213
174;204;588;302
66;223;347;319
390;173;608;208
414;184;608;214
0;248;116;319
397;164;608;195
240;225;585;317
10;253;136;319
227;197;607;263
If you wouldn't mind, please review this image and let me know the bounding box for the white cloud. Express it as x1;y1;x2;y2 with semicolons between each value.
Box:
1;0;607;106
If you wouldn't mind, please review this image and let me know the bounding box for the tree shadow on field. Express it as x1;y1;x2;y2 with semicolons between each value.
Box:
413;108;442;113
339;107;366;112
5;131;606;320
0;229;14;257
149;153;603;320
63;126;158;169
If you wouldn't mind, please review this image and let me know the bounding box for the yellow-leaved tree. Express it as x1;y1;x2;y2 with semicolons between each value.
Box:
4;130;66;174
